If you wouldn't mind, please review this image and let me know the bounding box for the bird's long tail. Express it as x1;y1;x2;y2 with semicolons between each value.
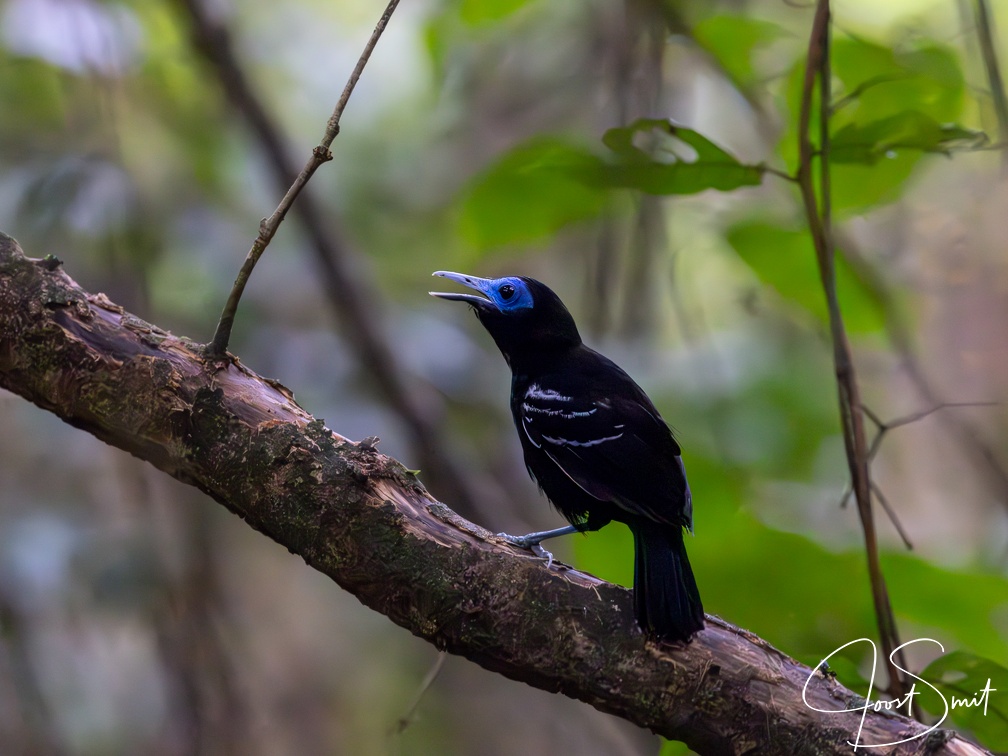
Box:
631;522;704;641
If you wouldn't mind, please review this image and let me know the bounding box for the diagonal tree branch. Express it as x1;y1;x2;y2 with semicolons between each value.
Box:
0;235;989;755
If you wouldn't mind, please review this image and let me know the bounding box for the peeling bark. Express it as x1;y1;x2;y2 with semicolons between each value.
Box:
0;233;987;755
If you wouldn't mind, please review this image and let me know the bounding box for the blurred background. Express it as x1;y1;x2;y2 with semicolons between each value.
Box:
1;0;1007;753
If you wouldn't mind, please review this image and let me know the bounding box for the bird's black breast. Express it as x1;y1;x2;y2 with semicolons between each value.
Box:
510;346;692;532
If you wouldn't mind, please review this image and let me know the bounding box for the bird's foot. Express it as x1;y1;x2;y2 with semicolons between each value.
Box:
496;532;556;569
496;532;536;549
530;543;555;569
496;525;578;569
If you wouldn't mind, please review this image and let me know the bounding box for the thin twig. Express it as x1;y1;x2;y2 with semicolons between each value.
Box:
176;0;503;523
841;401;998;539
829;73;912;116
206;0;401;356
836;230;1008;513
762;165;799;182
392;652;448;735
795;0;907;702
869;481;913;550
862;401;997;462
973;0;1008;172
877;402;996;433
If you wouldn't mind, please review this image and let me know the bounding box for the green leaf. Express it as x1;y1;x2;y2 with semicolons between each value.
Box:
725;221;886;334
832;38;965;125
457;138;609;249
458;0;537;24
827;38;969;211
692;14;789;90
919;652;1008;750
598;119;766;195
658;738;697;756
829;153;919;212
781;37;970;212
456;122;765;249
880;552;1008;661
831;112;986;165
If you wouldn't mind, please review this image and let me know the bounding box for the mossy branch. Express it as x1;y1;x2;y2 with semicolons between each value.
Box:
0;233;987;755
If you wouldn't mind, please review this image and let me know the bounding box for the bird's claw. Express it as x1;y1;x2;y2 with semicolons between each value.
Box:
496;532;554;569
530;542;555;569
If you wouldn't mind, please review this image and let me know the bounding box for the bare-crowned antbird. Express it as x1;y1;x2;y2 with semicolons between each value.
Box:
431;272;703;641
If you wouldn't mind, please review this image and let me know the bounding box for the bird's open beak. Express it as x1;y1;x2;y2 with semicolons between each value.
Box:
429;271;495;308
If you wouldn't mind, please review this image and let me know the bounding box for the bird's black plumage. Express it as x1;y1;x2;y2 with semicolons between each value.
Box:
431;272;704;641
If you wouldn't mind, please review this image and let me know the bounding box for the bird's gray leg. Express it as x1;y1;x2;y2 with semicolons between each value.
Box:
498;524;580;548
497;525;581;568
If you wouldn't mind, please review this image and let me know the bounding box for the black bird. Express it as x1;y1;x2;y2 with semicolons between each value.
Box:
431;272;704;642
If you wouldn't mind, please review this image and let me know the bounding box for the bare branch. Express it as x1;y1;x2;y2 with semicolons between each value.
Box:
323;1;401;145
0;235;989;756
841;400;997;546
393;652;447;735
835;231;1008;512
204;0;401;356
174;0;498;523
795;0;907;701
862;401;999;464
870;481;914;551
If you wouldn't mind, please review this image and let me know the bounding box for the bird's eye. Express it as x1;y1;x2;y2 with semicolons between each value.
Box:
499;284;515;300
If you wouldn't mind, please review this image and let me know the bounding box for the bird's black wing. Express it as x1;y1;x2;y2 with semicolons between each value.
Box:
518;373;692;531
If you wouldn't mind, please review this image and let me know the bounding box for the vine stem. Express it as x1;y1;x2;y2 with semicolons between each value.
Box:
207;0;402;357
795;0;908;703
974;0;1008;172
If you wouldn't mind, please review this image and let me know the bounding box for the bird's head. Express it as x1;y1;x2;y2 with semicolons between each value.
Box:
430;271;581;369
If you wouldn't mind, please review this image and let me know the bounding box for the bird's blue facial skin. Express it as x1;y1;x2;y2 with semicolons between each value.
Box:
430;271;534;313
482;277;534;312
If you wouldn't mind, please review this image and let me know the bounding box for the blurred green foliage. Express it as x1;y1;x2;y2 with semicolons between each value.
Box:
692;14;789;91
458;138;608;248
458;0;536;25
458;122;766;250
726;221;887;334
922;652;1008;746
